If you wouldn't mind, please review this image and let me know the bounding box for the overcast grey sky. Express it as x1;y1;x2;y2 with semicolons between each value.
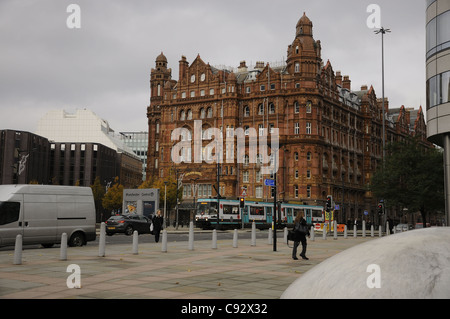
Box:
0;0;426;134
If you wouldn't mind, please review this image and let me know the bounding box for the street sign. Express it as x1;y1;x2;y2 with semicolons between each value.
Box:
264;179;275;187
241;189;247;197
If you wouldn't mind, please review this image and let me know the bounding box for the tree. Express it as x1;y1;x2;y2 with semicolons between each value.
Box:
139;173;182;213
91;176;106;221
370;137;444;226
102;177;124;214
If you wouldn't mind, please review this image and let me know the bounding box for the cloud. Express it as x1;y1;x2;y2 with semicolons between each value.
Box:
0;0;427;133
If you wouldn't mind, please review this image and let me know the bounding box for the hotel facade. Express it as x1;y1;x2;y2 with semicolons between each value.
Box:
147;13;428;223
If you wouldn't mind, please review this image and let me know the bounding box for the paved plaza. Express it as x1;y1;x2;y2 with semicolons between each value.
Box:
0;230;375;299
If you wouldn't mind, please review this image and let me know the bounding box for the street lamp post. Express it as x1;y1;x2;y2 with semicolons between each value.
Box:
374;26;390;164
164;181;168;228
375;26;390;231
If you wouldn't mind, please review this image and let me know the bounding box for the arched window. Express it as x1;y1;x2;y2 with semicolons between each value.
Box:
258;103;264;115
200;108;205;119
180;110;186;121
187;109;192;120
269;103;275;114
244;106;250;117
207;107;213;118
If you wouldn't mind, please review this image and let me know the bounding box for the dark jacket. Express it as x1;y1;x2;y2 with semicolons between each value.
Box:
293;217;309;240
152;215;164;232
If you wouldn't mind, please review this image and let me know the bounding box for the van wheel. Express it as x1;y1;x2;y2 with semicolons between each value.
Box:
69;232;85;247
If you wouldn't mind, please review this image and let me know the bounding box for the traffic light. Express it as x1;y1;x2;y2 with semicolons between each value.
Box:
377;203;384;215
271;187;276;198
239;197;245;208
326;195;332;212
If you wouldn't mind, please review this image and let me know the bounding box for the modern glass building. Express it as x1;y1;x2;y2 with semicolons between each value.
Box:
119;132;148;181
426;0;450;224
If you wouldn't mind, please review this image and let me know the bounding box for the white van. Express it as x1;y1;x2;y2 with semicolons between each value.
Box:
0;185;96;248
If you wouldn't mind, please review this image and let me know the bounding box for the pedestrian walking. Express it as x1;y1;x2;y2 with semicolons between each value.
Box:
292;211;310;260
152;210;164;243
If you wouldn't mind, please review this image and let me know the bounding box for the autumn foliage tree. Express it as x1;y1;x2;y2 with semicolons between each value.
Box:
102;177;124;214
370;137;444;226
139;173;182;213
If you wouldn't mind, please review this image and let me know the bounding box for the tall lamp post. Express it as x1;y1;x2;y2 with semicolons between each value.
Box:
374;27;390;164
164;181;168;228
375;26;390;231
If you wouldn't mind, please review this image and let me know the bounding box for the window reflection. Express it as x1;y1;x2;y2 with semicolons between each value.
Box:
427;71;450;110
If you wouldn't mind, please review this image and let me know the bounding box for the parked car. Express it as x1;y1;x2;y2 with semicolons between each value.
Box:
105;214;152;236
395;223;413;232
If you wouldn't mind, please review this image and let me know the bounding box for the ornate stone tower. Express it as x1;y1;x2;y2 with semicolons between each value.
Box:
286;12;322;82
147;53;172;176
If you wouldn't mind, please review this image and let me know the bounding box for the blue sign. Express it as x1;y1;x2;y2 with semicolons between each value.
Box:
264;179;275;186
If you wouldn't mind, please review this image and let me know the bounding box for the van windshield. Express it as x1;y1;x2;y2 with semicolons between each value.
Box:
0;202;20;226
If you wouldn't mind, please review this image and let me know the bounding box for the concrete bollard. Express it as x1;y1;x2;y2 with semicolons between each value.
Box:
212;229;217;249
323;223;327;240
344;225;348;239
98;222;106;257
132;230;139;255
353;224;357;238
14;234;22;265
251;222;256;246
161;230;168;252
188;221;194;251
233;229;238;248
268;228;272;245
310;226;315;241
60;233;68;261
333;221;338;240
371;225;374;237
362;220;366;238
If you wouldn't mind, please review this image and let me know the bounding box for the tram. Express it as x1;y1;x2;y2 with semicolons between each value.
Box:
194;198;324;230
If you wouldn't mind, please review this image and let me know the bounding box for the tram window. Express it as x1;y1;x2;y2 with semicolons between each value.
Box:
250;207;264;216
223;205;239;215
312;210;322;218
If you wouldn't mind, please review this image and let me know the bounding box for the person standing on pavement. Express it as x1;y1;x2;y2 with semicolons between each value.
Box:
152;210;164;243
292;211;309;260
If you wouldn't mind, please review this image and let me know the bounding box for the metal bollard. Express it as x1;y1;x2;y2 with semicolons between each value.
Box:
132;230;139;255
310;225;315;241
323;223;327;240
188;221;194;251
284;227;288;244
379;225;382;237
354;224;357;238
233;229;238;248
344;225;348;239
362;220;366;238
14;234;22;265
60;233;68;261
251;222;256;246
333;221;337;240
212;229;217;249
161;230;168;252
98;222;106;257
371;225;374;237
268;228;272;245
386;222;390;235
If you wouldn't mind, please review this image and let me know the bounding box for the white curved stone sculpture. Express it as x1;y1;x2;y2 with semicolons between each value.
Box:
281;227;450;299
